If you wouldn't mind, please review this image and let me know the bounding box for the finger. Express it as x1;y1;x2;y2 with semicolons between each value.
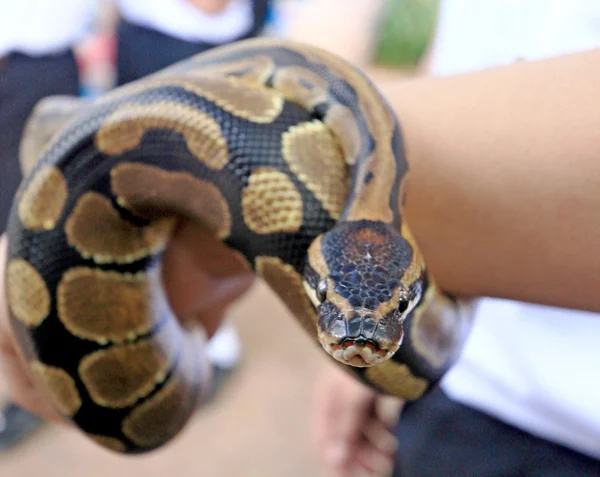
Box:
166;220;253;279
0;345;64;423
333;377;377;447
351;401;400;477
314;367;378;471
183;303;228;338
361;415;398;457
355;442;394;477
345;417;397;476
314;368;351;449
375;394;404;429
314;370;348;468
313;369;340;445
162;221;254;337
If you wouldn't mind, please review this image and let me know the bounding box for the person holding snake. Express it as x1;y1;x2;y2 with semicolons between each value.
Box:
1;35;600;460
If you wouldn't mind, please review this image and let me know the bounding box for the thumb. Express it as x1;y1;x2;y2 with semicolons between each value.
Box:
315;367;376;472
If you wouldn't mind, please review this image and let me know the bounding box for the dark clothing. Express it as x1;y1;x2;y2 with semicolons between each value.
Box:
0;49;80;232
392;386;600;477
115;0;270;86
0;50;78;446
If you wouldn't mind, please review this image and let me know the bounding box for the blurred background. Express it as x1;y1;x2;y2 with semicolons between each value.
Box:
72;0;438;96
0;0;437;476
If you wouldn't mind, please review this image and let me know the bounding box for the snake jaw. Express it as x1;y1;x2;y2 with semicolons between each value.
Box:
316;298;405;368
328;339;389;367
319;327;399;367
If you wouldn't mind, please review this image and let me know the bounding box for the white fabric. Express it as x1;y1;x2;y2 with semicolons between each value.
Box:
428;0;600;76
207;320;242;369
443;300;600;459
116;0;254;43
430;0;600;459
0;0;98;57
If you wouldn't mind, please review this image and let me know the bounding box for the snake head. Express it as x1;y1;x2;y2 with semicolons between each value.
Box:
304;221;424;368
313;279;412;367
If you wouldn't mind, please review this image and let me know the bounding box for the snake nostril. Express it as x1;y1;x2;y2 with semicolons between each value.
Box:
311;102;329;121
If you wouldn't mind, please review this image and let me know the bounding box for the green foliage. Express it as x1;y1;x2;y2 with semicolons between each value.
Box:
375;0;439;67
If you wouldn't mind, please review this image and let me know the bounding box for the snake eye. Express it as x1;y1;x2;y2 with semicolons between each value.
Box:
317;279;328;303
397;291;410;313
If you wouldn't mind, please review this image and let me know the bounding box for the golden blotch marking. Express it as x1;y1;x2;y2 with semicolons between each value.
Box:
298;43;397;224
6;259;51;327
79;320;179;408
94;74;282;124
345;151;396;224
29;361;81;416
57;267;159;345
364;360;428;400
242;168;303;234
150;39;396;221
399;222;426;289
88;434;127;453
18;166;67;230
397;174;410;210
65;192;175;264
306;235;329;278
111;163;231;239
325;104;362;166
282;120;349;219
256;256;318;337
410;285;469;369
122;333;198;449
183;75;283;123
19;96;86;176
122;376;189;449
272;65;329;109
201;55;275;85
96;102;228;169
115;38;396;220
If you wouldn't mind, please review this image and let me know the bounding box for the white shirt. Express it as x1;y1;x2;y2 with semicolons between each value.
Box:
431;0;600;459
0;0;98;57
116;0;255;44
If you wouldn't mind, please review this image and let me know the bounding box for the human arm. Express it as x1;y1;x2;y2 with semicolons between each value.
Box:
380;49;600;312
314;48;600;476
281;2;600;313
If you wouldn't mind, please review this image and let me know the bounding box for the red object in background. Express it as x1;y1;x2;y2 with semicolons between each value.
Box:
76;31;116;75
75;30;117;96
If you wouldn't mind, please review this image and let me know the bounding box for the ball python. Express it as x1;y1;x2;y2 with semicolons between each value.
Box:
4;38;473;454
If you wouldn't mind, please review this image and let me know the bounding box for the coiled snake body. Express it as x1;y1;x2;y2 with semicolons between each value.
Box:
4;39;472;453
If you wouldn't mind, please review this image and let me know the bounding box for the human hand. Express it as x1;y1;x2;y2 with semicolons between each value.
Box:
0;220;254;422
314;365;401;476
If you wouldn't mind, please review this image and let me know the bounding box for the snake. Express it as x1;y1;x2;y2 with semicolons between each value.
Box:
3;38;473;454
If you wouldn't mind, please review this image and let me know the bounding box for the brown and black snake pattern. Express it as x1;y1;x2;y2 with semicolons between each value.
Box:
4;38;473;454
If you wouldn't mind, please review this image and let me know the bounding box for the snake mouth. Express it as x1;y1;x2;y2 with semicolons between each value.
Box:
328;338;388;368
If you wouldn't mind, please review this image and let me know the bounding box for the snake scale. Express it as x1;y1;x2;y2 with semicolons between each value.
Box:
4;38;472;454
